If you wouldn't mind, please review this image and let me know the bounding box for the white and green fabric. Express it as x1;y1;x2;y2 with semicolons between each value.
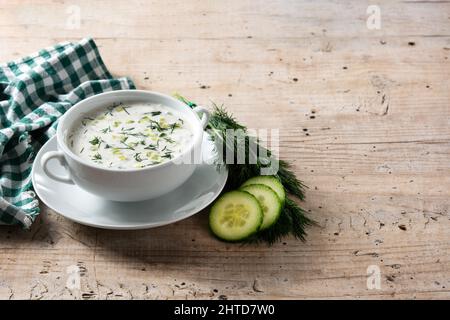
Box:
0;38;135;228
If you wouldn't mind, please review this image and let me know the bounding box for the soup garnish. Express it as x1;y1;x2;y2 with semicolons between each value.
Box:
68;103;193;169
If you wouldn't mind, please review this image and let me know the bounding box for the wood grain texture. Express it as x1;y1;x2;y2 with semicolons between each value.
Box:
0;0;449;299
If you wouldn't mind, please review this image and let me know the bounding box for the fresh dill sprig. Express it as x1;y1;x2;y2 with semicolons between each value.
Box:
89;136;101;145
92;153;102;161
134;153;143;162
101;126;111;134
277;160;307;201
245;198;314;245
174;93;314;244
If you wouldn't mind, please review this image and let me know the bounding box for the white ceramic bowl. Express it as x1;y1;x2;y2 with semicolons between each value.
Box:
40;90;210;202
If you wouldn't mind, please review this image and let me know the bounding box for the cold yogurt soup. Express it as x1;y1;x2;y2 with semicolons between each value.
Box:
68;102;194;169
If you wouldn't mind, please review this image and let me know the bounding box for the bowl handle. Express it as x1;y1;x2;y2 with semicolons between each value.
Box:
40;151;74;184
193;106;210;129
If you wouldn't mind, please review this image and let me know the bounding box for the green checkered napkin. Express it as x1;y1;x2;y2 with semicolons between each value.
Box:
0;38;135;228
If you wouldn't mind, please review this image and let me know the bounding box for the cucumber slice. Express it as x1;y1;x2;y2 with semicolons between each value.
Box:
209;191;263;241
241;176;285;205
240;184;282;230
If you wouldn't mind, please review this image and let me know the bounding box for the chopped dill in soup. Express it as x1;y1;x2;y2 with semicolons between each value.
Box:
68;103;194;169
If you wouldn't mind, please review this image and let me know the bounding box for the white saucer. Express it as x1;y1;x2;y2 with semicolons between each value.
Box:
31;135;227;230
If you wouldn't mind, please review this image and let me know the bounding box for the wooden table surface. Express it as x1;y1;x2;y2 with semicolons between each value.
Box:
1;0;449;300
